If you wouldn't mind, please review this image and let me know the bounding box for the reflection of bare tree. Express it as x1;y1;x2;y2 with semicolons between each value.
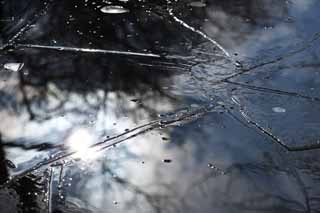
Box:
64;163;177;213
0;134;46;213
13;51;177;120
176;158;310;212
0;134;9;184
51;149;319;213
168;0;289;48
1;0;320;212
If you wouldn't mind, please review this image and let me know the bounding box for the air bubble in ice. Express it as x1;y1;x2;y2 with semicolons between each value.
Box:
272;107;286;113
100;5;129;14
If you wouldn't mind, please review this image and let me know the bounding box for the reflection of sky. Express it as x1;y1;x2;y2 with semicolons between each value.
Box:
61;111;308;212
0;85;175;171
1;0;320;212
202;0;320;54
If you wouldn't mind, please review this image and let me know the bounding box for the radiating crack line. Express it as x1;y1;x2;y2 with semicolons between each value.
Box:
0;0;53;50
216;32;320;84
16;43;202;63
246;32;320;71
166;7;231;58
47;168;53;213
16;44;162;58
224;80;320;102
1;105;217;187
98;105;213;151
0;120;158;188
229;110;320;152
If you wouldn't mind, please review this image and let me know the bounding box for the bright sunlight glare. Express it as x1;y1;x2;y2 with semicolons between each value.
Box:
66;128;100;161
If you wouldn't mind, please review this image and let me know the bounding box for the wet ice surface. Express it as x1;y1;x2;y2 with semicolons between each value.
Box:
0;0;320;212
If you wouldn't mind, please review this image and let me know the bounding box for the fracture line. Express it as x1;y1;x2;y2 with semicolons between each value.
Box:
167;8;231;58
16;44;162;58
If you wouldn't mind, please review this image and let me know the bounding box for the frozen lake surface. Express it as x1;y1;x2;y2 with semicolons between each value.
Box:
1;0;320;212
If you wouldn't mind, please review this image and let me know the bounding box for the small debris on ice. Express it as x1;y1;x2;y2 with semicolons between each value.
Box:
3;63;24;72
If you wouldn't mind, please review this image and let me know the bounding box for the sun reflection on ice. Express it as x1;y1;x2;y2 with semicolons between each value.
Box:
66;128;101;161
